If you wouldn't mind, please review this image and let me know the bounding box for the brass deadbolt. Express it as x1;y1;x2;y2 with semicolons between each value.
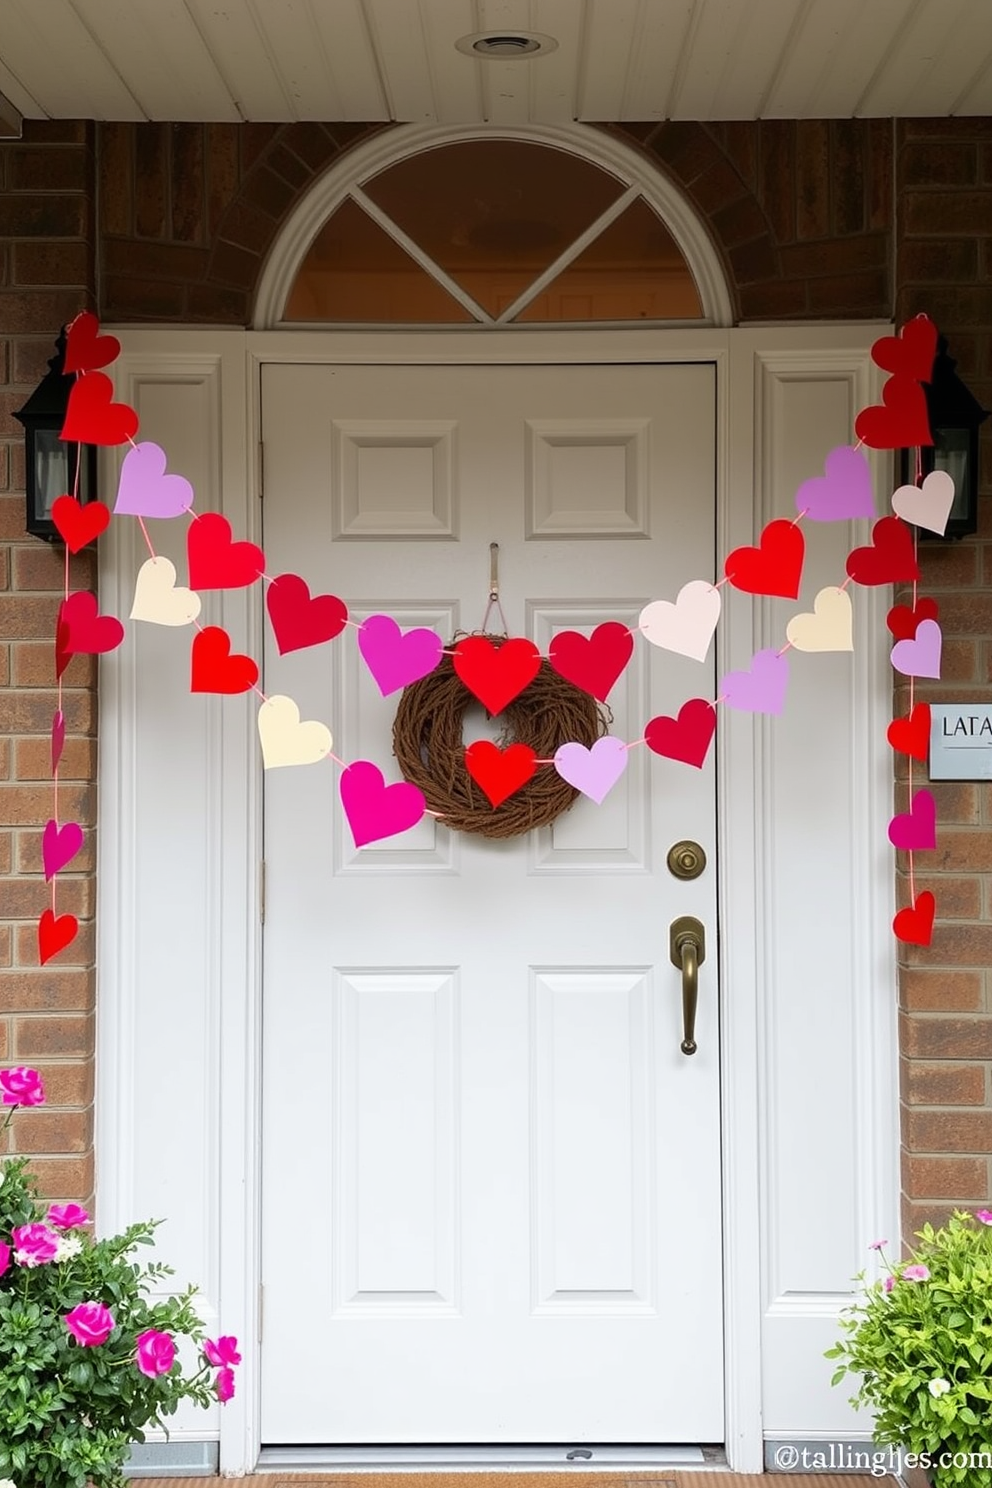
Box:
667;839;707;880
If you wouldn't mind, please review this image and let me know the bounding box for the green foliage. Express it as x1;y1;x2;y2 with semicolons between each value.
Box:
0;1157;218;1488
828;1212;992;1487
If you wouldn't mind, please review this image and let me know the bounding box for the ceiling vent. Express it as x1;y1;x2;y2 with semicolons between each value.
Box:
455;31;558;60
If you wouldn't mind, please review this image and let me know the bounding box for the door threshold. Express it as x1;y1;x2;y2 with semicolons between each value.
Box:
258;1445;710;1472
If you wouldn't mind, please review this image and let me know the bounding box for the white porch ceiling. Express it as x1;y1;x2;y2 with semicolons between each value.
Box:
1;0;991;126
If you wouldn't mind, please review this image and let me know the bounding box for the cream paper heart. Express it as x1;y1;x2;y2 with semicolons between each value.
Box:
257;695;332;770
891;470;955;536
785;586;854;653
130;556;201;627
639;580;721;663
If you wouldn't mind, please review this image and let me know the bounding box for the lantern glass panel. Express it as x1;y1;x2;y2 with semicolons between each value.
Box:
931;426;970;525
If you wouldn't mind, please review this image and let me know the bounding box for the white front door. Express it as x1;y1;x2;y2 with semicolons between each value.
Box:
259;359;722;1446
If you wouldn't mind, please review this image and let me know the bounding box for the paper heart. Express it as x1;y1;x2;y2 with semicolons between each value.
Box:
55;617;72;681
58;592;124;657
891;470;955;536
38;908;79;965
464;741;537;807
553;738;628;803
266;574;348;656
453;636;541;714
61;372;139;447
887;702;931;762
358;615;443;696
64;312;121;374
340;760;427;847
893;891;936;947
888;788;937;851
114;441;193;519
785;586;854;653
190;626;259;694
130;556;202;627
854;376;932;450
887;597;939;640
187;513;265;590
51;495;111;553
51;710;65;774
257;695;332;770
721;648;789;715
725;519;805;600
639;581;721;663
547;622;633;702
644;698;716;769
846;516;920;586
870;316;938;383
795;445;875;522
42;819;84;881
891;618;942;679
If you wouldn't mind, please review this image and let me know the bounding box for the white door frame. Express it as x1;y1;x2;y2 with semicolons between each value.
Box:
96;323;899;1476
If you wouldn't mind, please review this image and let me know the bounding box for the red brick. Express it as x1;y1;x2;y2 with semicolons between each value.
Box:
907;1108;992;1152
12;642;96;688
3;688;94;734
897;874;982;919
758;120;795;244
205;124;240;237
14;1014;94;1058
102;276;186;320
21;121;89;146
0;196;87;238
0;876;94;919
12;543;95;592
906;922;992;968
15;918;95;968
0;782;95;827
134;123;169;239
10;241;90;288
266;143;312;192
901;142;979;188
97;122;132;237
12;1108;91;1155
796;120;830;240
239;123;281;173
14;735;94;781
900;238;979;282
900;968;983;1011
12;336;64;385
104;238;209;282
0;924;10;965
904;190;992;235
902;1153;989;1199
278;121;338;175
688;159;750;217
210;240;262;292
0;593;69;642
0;969;95;1013
171;123;206;244
901;1012;992;1058
8;146;89;193
239;164;296;221
807;268;889;315
650;122;724;188
928;781;981;826
832;120;866;235
186;283;248;324
33;1060;94;1106
739;279;807;319
26;1150;94;1204
17;827;95;875
728;236;778;286
0;833;11;873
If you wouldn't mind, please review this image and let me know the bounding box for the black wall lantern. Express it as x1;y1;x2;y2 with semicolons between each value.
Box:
13;328;97;543
903;337;990;540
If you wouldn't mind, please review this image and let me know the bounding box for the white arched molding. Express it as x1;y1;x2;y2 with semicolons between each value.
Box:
252;122;734;330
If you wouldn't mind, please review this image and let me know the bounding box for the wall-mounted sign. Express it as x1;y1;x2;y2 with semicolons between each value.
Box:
930;704;992;780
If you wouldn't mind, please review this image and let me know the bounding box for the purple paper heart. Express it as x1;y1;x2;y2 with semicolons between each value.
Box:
795;446;875;522
891;618;942;679
42;818;84;881
888;789;937;851
51;710;65;774
114;441;194;519
720;648;789;715
340;761;427;847
554;737;628;804
358;614;443;696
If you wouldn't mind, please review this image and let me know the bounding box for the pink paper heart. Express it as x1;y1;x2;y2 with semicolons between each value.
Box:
42;818;84;881
891;618;942;679
888;789;937;851
553;737;628;804
890;470;955;536
114;441;194;519
795;445;875;522
357;615;443;696
51;710;65;774
340;761;427;847
720;648;789;715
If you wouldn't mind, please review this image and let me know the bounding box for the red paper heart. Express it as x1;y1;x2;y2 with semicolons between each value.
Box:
55;617;72;680
846;516;920;586
187;513;265;591
548;622;634;703
644;698;717;769
51;495;111;553
893;891;936;947
453;636;541;714
190;626;259;694
266;573;348;655
887;702;931;762
886;597;939;640
854;376;932;450
38;907;79;965
60;372;139;447
870;316;938;383
58;592;124;657
464;741;537;807
725;519;805;600
64;312;122;374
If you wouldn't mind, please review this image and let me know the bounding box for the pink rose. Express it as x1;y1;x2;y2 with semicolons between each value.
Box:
204;1335;241;1368
0;1066;45;1106
12;1222;60;1267
135;1328;176;1377
46;1203;90;1230
65;1301;115;1347
0;1242;9;1278
215;1365;236;1402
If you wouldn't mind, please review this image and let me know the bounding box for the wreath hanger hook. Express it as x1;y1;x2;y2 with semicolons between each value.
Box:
481;541;509;635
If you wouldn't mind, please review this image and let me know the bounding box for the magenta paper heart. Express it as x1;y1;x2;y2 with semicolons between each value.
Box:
51;710;65;774
888;789;937;851
554;737;628;804
42;819;84;881
114;441;194;519
795;445;875;522
357;615;443;696
891;618;942;679
720;648;789;715
340;761;427;847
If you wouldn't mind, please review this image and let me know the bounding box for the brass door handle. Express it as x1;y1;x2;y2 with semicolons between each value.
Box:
669;916;706;1056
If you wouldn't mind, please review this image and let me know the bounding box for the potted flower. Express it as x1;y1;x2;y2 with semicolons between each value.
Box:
828;1210;992;1487
0;1066;240;1488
